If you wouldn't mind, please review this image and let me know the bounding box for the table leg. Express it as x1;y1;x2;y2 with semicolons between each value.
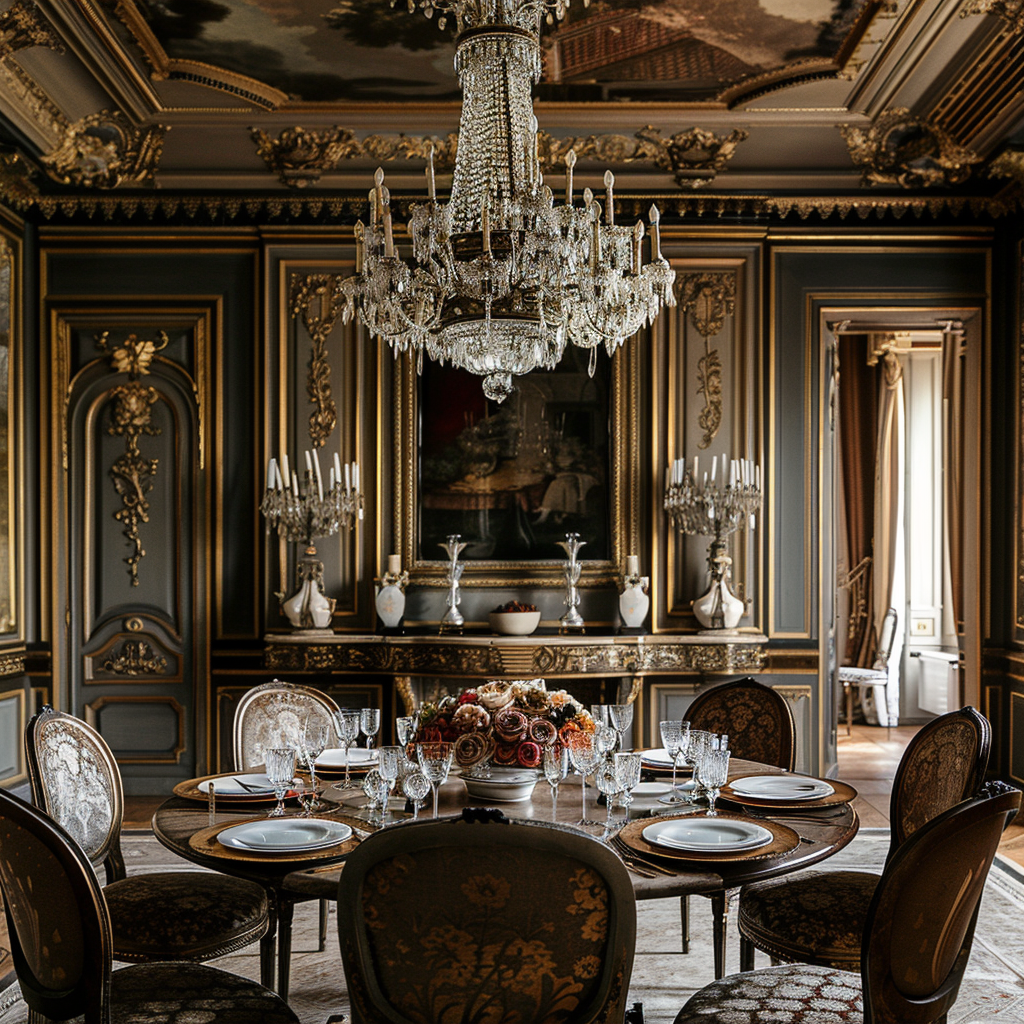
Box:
845;681;852;736
679;895;690;954
260;897;278;990
711;890;728;980
277;897;296;1000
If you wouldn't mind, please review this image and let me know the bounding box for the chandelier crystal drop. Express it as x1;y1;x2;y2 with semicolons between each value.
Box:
340;0;676;402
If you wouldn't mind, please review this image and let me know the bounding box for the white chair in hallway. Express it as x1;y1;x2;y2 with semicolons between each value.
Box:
839;606;898;730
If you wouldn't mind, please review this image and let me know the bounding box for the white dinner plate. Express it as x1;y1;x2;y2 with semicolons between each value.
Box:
631;782;673;798
217;818;353;853
728;775;834;802
642;818;774;853
640;748;680;768
198;774;275;796
316;748;378;768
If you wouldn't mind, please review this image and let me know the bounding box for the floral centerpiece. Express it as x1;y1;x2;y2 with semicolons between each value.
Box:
409;679;594;772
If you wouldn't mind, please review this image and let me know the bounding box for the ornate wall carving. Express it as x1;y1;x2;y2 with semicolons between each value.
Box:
0;0;65;60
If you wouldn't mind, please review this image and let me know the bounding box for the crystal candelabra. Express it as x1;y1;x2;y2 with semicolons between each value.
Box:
439;534;467;634
335;0;676;405
557;532;586;633
260;450;364;630
664;454;762;631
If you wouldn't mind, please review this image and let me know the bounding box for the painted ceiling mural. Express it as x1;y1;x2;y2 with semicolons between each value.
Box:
134;0;865;103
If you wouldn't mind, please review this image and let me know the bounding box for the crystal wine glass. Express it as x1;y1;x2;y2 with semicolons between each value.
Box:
333;710;362;788
687;729;714;803
543;743;567;822
416;741;455;819
567;736;604;827
396;715;417;747
658;720;691;805
608;703;634;752
377;745;402;825
595;722;618;758
298;717;329;812
360;708;381;749
697;748;730;816
615;751;642;812
264;747;296;818
595;759;622;839
362;769;386;825
402;770;431;819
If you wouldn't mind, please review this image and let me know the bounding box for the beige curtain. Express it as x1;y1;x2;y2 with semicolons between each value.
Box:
942;327;963;637
872;350;903;645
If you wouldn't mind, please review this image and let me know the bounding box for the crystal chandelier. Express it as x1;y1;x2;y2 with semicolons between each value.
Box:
340;0;676;403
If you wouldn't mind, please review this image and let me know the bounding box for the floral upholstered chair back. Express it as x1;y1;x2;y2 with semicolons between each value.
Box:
25;706;125;881
685;678;796;771
337;817;637;1024
888;705;990;855
233;680;340;770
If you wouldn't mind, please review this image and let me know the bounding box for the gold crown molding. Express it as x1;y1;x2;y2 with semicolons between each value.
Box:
289;273;345;449
250;124;747;190
41;110;168;189
961;0;1024;32
0;58;67;147
839;108;981;189
675;271;736;450
0;0;65;60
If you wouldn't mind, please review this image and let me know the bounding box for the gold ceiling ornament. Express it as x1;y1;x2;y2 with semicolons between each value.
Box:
289;273;345;449
676;272;736;450
839;108;981;189
96;328;169;377
41;110;168;189
101;638;168;676
961;0;1024;32
0;0;65;60
251;126;360;189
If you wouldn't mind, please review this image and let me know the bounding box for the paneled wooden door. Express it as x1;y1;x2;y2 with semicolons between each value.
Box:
48;304;213;792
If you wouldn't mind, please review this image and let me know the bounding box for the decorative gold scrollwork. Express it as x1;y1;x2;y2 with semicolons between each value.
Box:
102;638;168;676
839;109;980;189
41;110;168;189
251;126;361;188
289;273;348;448
0;0;65;60
676;272;736;450
961;0;1024;32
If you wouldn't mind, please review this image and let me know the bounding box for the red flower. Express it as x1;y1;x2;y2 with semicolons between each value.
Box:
458;690;479;705
516;740;542;768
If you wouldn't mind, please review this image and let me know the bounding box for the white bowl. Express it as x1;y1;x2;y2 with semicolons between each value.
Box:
489;610;541;635
461;768;540;802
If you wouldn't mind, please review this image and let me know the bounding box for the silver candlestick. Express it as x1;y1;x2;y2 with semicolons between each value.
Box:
557;532;586;634
439;534;467;634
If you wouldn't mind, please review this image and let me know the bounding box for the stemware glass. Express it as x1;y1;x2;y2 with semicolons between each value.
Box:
264;747;296;818
417;741;455;819
595;759;622;839
658;720;691;805
396;715;417;748
615;751;642;813
608;703;634;752
402;769;431;819
377;746;402;824
362;769;386;825
298;717;329;812
542;743;567;822
595;722;618;758
696;748;730;816
333;710;362;787
687;729;714;802
567;736;604;827
360;708;381;749
590;704;610;728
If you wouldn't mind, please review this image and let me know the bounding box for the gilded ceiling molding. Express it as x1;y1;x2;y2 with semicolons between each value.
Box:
0;0;65;60
289;273;346;448
96;330;169;586
0;58;67;148
961;0;1024;32
839;108;981;189
41;110;168;189
251;124;746;189
675;272;736;449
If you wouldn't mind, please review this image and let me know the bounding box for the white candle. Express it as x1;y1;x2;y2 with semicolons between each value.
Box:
756;464;761;490
266;457;277;490
383;204;395;258
273;461;283;490
693;456;698;482
304;450;313;476
352;462;360;491
281;454;290;491
711;458;717;483
292;473;299;497
333;452;342;485
344;463;351;492
388;554;401;574
729;461;736;487
604;170;615;226
626;554;639;575
649;204;662;262
721;453;728;482
312;448;324;500
565;149;575;206
426;143;436;200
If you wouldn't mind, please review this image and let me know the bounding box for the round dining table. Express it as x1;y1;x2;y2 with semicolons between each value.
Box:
152;757;858;1000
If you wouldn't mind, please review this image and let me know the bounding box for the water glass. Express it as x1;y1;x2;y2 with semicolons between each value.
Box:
416;741;455;819
377;746;402;824
595;759;622;838
360;708;381;749
332;710;362;787
542;744;567;822
608;703;634;751
362;769;387;825
595;722;618;757
590;704;611;728
658;720;691;805
264;747;296;817
696;748;730;816
402;770;431;819
615;751;642;810
568;736;604;827
299;717;329;811
396;715;417;748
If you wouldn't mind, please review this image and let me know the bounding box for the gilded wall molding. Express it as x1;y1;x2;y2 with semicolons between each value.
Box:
675;271;736;450
839;108;981;189
289;273;345;448
251;124;746;189
41;110;168;189
101;638;169;675
1018;315;1024;632
961;0;1024;32
0;0;65;60
0;651;25;677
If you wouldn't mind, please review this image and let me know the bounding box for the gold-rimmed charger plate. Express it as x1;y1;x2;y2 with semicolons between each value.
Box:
619;812;800;864
173;773;300;804
720;776;857;811
189;814;362;865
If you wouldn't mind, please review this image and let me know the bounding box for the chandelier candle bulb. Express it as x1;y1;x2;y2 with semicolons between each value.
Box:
482;197;491;254
266;457;277;490
355;221;364;274
604;170;615;226
344;462;351;492
565;149;575;205
626;554;639;575
312;448;324;500
426;143;436;200
649;205;662;262
281;453;290;491
333;452;342;484
388;554;401;574
368;188;377;229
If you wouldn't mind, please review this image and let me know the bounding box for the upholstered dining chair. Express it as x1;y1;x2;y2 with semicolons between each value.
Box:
25;706;270;966
337;810;638;1024
838;606;898;732
737;704;991;974
0;787;299;1024
233;678;342;993
679;677;796;977
676;781;1020;1024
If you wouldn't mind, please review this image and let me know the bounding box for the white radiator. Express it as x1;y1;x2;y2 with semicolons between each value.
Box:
918;650;959;716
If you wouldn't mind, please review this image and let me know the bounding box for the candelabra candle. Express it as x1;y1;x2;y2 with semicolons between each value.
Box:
260;453;364;545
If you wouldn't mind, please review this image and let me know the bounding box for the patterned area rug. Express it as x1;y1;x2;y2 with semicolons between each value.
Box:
1;828;1022;1023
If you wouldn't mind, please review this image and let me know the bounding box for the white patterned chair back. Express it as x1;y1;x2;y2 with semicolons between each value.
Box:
233;680;341;770
874;607;898;670
25;706;125;880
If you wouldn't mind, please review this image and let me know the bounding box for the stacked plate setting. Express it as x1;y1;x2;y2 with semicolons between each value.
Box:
727;775;835;802
216;818;353;853
641;817;774;853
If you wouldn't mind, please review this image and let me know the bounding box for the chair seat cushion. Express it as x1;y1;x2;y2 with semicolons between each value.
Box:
738;870;879;970
111;962;299;1023
675;963;863;1024
105;872;269;961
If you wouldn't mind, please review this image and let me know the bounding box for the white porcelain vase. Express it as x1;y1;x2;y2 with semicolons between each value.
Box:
692;578;744;630
619;579;650;628
376;583;406;629
282;577;335;630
